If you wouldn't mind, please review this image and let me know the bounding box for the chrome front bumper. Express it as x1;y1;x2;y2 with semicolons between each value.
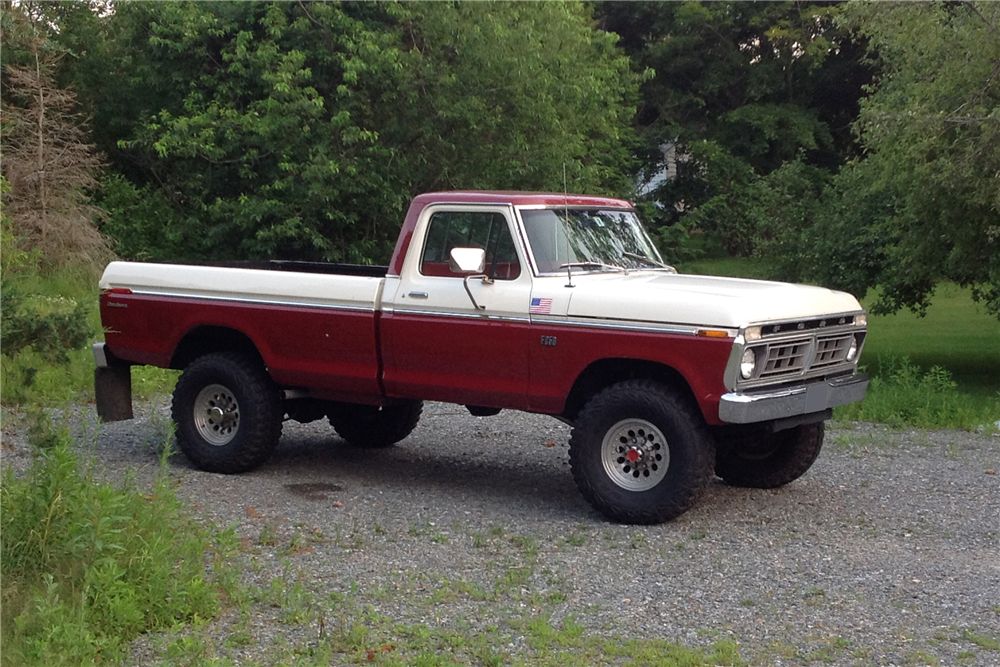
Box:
718;373;869;424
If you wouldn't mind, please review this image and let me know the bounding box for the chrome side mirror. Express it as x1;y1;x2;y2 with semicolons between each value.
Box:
448;247;486;274
449;247;489;311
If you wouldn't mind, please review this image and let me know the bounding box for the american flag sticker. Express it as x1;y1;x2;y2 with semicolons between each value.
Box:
530;297;553;315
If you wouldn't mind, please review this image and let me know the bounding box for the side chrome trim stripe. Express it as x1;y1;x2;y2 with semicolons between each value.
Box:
388;309;703;336
128;289;376;313
532;317;700;336
387;308;530;323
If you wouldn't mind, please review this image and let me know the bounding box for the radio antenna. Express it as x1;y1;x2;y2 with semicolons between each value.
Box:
563;163;569;220
563;163;574;288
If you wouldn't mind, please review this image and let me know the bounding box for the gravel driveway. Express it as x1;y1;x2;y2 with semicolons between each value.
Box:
5;402;999;666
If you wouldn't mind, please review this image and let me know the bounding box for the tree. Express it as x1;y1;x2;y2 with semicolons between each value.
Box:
596;1;870;257
0;5;104;376
84;1;640;264
0;33;112;272
826;1;1000;318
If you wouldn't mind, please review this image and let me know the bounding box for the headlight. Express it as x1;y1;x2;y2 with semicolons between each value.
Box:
740;348;757;379
855;313;867;327
846;337;859;362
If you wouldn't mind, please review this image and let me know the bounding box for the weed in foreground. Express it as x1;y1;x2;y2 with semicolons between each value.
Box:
836;356;999;431
0;414;226;666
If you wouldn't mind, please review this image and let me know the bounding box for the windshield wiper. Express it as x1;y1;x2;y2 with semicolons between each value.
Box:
559;261;628;274
560;261;628;288
622;251;676;272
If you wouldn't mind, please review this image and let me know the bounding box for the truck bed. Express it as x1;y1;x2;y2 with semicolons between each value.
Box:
99;260;387;403
201;260;390;278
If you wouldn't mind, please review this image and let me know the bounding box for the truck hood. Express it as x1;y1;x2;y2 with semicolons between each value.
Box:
565;272;862;328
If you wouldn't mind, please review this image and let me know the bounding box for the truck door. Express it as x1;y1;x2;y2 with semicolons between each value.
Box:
381;205;533;410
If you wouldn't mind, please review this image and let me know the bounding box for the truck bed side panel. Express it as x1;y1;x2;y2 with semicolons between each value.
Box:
100;262;384;402
102;295;383;401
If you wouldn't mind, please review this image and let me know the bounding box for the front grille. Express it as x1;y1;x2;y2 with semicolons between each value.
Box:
759;339;810;378
812;333;854;369
740;318;865;389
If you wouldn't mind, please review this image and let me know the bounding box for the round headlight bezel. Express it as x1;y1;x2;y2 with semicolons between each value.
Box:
740;348;757;380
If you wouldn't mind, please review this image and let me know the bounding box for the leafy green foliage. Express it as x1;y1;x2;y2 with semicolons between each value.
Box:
599;0;870;246
749;159;832;282
0;419;223;666
679;149;830;268
0;285;90;363
81;1;640;264
94;173;191;261
391;2;641;195
831;2;1000;318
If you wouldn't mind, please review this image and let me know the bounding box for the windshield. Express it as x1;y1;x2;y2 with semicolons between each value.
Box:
519;208;670;274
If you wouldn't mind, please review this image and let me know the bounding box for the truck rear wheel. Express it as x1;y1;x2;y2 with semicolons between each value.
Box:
715;422;824;489
569;380;714;525
329;400;423;448
172;352;283;473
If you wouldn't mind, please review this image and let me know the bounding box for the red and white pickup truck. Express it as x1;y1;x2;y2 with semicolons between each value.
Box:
95;191;868;524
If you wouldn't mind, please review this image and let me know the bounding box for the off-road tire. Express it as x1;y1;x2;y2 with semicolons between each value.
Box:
329;400;423;448
569;380;715;524
715;422;825;489
172;352;283;473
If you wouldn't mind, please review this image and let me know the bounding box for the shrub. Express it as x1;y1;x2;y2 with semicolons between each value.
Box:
0;284;91;363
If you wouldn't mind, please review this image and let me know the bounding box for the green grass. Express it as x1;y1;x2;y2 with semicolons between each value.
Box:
835;355;998;430
860;283;1000;401
0;416;233;666
844;285;999;429
678;256;772;280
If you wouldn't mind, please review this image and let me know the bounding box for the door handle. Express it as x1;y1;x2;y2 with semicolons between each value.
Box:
407;292;428;299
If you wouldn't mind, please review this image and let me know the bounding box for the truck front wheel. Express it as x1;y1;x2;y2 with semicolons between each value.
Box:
715;422;824;489
329;400;423;448
569;381;715;524
171;352;283;473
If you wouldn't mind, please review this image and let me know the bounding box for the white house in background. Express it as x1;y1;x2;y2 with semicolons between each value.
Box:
637;141;689;197
637;141;690;211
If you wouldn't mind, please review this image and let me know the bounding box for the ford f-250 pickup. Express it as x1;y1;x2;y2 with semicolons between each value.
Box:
94;191;869;524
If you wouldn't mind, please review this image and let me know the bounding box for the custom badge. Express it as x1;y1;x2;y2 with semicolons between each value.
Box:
529;297;552;315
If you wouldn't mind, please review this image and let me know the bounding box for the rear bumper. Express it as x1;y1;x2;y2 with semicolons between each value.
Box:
718;373;869;424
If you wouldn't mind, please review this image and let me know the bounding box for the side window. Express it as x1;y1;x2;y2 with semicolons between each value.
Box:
420;211;521;280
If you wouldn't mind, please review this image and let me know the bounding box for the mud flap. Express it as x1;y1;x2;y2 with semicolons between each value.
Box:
95;364;134;422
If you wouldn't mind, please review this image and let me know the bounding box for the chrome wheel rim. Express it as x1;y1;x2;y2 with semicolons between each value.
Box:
601;419;669;491
193;384;240;446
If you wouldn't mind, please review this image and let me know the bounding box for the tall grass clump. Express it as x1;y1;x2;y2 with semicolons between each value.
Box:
836;356;1000;431
0;417;228;666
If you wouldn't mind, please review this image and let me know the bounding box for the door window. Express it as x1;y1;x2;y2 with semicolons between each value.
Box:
420;211;521;280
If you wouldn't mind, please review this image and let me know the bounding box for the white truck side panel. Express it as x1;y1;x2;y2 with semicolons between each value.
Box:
100;262;384;311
